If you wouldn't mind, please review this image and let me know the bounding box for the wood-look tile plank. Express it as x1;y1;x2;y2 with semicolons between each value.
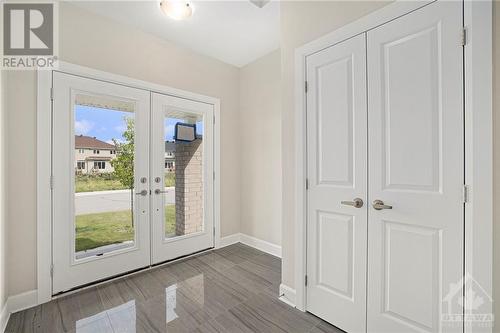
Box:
5;244;340;333
215;244;263;264
236;292;320;333
309;321;346;333
5;306;42;333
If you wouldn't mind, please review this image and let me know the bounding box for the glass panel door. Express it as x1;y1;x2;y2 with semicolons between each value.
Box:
74;98;136;259
52;72;151;294
151;93;214;264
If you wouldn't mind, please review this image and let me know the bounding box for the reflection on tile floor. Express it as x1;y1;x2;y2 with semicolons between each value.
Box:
6;243;343;333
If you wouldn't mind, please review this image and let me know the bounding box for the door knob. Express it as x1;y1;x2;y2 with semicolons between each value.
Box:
155;189;168;195
341;198;364;208
135;189;148;196
372;200;392;210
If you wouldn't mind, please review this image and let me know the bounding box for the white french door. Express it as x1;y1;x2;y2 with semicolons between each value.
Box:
52;73;215;294
52;72;151;293
305;1;464;332
150;92;214;264
305;33;368;333
366;2;463;332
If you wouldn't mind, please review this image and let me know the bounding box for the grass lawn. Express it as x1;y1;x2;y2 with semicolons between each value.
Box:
75;174;128;193
165;172;175;187
75;205;176;252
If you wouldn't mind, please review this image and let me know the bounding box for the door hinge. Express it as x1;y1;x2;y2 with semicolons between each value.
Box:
463;184;470;203
213;115;216;125
213;171;215;181
461;27;467;46
305;81;308;93
305;178;309;190
50;264;54;277
305;275;308;286
50;175;54;189
50;87;54;101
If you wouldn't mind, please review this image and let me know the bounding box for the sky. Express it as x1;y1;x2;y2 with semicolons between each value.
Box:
75;105;203;143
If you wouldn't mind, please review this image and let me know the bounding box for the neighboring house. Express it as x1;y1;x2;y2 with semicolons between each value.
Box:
75;135;117;174
165;141;176;171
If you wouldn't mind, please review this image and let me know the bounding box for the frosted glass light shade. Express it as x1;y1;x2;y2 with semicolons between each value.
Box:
160;0;193;20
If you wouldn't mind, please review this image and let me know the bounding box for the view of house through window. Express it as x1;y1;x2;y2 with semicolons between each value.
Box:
73;95;207;256
73;95;137;258
163;113;204;239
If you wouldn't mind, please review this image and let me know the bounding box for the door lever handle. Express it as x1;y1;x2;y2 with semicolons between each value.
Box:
135;190;148;196
154;189;168;195
341;198;364;208
372;200;392;210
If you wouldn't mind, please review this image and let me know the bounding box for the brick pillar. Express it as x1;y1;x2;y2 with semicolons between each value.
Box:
175;139;203;236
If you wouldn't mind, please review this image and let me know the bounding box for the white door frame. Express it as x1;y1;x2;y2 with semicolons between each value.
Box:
293;1;492;332
37;61;221;304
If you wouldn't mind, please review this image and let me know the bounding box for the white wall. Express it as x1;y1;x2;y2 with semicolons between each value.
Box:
239;49;282;246
4;70;37;298
279;0;391;289
5;2;241;297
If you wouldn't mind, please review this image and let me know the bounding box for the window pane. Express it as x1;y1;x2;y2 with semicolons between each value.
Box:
163;113;204;239
74;95;136;259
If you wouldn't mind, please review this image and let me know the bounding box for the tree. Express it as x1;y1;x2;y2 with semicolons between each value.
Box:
111;117;135;226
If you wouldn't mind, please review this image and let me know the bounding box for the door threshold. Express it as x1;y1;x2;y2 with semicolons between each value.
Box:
51;247;214;299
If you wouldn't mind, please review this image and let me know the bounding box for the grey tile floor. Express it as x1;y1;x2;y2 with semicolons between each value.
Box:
6;243;343;333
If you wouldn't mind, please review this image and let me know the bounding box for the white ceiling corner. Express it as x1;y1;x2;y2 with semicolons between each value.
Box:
70;0;281;67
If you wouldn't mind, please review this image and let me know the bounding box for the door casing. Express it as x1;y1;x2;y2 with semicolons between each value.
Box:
37;61;221;304
51;72;152;294
291;1;493;333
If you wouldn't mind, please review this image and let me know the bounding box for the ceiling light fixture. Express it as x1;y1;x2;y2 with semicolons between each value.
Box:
159;0;193;21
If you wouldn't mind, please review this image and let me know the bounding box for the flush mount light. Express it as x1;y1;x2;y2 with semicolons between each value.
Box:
160;0;193;21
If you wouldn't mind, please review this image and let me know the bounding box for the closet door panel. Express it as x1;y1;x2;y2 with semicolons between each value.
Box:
367;2;463;332
306;33;368;333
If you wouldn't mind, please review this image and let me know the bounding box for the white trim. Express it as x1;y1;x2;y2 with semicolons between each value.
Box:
217;233;241;248
5;290;38;314
464;1;493;332
240;234;281;258
279;284;296;308
37;61;222;305
217;233;282;258
1;290;39;332
1;301;8;333
213;100;221;249
36;70;52;305
293;1;493;327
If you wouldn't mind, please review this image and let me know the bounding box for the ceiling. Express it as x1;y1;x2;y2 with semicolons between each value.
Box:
72;1;281;67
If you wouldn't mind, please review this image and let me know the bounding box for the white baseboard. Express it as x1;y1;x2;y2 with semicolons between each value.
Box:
239;233;281;258
1;289;38;332
279;283;296;307
0;301;8;333
218;233;241;248
7;290;38;314
217;233;282;258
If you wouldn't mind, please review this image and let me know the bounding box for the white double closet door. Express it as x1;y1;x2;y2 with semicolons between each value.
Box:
52;72;214;294
306;2;463;332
